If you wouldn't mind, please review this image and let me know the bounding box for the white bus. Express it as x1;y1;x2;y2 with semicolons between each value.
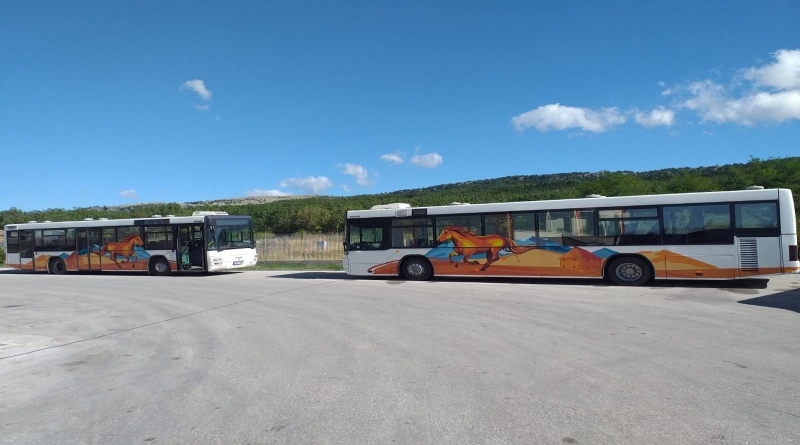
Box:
3;211;258;275
343;188;799;285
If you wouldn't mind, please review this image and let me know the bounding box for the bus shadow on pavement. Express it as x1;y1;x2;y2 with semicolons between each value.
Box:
739;287;800;314
270;271;349;280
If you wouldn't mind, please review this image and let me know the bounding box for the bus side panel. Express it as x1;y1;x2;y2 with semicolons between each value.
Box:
347;251;400;276
783;234;800;273
737;236;788;277
5;252;21;269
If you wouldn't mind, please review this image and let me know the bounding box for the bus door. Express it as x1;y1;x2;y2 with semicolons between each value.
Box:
176;225;205;271
19;230;34;271
77;229;90;270
88;228;102;270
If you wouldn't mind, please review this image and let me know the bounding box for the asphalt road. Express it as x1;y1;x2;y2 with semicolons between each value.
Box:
1;270;799;445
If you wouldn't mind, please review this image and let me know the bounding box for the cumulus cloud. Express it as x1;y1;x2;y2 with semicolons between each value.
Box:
195;104;211;111
511;104;626;133
743;49;800;90
680;79;800;126
380;152;404;164
663;49;800;126
632;106;675;128
338;163;373;186
279;176;333;195
244;189;292;197
342;185;351;192
180;79;213;101
119;189;138;200
410;151;443;168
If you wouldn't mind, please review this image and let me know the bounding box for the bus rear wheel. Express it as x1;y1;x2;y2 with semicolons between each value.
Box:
607;256;651;286
401;257;433;281
150;257;171;276
48;258;67;275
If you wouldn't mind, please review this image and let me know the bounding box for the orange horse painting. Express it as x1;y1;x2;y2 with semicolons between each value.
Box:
98;234;145;268
437;226;537;271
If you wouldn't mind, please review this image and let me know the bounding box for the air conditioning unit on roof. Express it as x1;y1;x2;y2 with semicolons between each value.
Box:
370;203;411;210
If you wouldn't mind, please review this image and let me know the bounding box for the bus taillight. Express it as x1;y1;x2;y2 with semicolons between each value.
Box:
790;245;798;262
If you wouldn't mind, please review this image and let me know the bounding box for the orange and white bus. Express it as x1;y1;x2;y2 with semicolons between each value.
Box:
3;211;258;275
343;187;798;285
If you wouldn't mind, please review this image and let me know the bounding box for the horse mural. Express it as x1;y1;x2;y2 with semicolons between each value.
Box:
436;226;537;271
98;234;145;268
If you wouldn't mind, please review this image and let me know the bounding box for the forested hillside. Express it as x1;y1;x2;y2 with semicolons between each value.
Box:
2;157;798;234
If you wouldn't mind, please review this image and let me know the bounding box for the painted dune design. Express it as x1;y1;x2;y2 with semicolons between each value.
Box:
366;225;753;280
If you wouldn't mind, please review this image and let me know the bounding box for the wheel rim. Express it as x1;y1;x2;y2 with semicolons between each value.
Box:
615;262;642;282
155;261;169;273
406;261;425;278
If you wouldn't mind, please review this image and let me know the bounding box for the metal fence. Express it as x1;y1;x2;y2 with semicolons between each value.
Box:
256;232;343;261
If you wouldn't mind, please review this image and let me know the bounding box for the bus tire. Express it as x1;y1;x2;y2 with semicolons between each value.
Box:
401;257;433;281
149;257;171;276
607;256;651;286
48;258;67;275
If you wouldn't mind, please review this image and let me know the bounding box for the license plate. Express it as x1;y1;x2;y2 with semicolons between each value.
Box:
233;261;243;265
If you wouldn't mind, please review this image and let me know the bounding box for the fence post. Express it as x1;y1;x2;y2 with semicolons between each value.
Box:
302;233;306;261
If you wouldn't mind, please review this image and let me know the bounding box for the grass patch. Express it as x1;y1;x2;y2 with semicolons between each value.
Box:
244;262;343;271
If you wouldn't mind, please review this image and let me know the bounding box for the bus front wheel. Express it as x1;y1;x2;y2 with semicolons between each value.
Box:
607;256;651;286
401;257;433;281
48;258;67;275
150;257;171;276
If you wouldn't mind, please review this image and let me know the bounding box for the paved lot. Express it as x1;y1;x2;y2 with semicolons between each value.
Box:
1;270;799;445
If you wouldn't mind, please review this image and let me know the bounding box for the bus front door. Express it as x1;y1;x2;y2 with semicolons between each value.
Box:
176;225;205;271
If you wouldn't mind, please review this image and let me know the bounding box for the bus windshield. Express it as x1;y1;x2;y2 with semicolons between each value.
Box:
209;217;254;250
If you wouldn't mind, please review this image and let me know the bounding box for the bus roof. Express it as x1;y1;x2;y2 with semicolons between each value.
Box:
346;188;789;219
4;214;250;231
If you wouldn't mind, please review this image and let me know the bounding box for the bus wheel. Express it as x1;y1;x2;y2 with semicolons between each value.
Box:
150;257;171;276
401;257;433;281
607;257;651;286
48;258;67;275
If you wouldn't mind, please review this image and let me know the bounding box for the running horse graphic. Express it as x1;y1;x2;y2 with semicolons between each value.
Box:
436;226;537;271
98;234;145;268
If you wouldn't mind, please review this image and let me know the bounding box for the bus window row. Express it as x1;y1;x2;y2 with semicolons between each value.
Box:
346;201;780;249
4;225;176;253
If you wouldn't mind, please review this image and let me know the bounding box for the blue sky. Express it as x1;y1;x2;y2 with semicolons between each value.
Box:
1;1;798;211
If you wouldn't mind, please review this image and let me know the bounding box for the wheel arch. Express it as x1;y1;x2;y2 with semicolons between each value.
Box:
48;256;67;274
147;255;171;275
399;255;434;279
602;253;655;282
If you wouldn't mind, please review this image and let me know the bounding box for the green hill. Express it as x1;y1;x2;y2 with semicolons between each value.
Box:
1;156;798;234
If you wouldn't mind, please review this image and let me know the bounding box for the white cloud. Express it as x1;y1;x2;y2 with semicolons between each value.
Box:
195;104;211;111
632;106;675;128
744;49;800;91
511;104;626;133
338;163;373;186
681;80;800;125
119;189;138;200
244;189;292;197
279;176;333;195
342;185;351;192
380;153;404;164
410;152;443;168
667;49;800;126
180;79;213;101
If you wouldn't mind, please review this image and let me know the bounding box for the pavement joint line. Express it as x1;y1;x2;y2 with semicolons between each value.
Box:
0;280;338;361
